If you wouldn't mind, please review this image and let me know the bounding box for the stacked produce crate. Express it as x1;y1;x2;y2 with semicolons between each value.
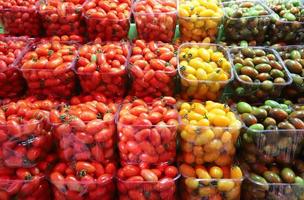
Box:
0;0;303;199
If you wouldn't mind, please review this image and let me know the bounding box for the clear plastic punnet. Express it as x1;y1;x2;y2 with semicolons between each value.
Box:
0;119;53;168
0;1;41;36
229;46;292;102
181;176;243;200
20;40;78;98
178;0;223;42
50;102;117;163
117;174;180;200
178;101;242;166
235;103;304;164
83;0;131;41
51;176;115;200
128;40;177;98
76;41;130;97
267;0;304;44
0;175;51;200
116;98;179;165
274;45;304;99
0;36;34;98
50;161;116;200
222;0;273;44
132;0;177;42
39;0;85;36
241;161;304;200
178;43;233;101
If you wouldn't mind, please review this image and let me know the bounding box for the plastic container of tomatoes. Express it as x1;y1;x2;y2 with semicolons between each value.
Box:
132;0;177;42
229;46;292;103
117;176;180;200
274;45;304;99
83;0;131;41
50;101;117;163
242;177;304;200
178;43;233;101
0;36;34;98
181;176;243;200
0;1;41;36
178;0;223;42
39;0;85;36
0;175;51;199
116;97;179;165
179;124;241;167
50;161;116;200
76;41;130;97
129;40;177;98
222;0;273;44
20;40;78;98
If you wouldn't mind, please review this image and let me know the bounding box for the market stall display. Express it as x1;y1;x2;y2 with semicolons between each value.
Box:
0;0;302;199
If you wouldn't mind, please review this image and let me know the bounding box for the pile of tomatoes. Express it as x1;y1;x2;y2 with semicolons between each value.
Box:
129;40;177;97
117;163;179;200
117;97;178;165
77;41;129;97
50;161;116;200
0;0;41;36
50;100;117;163
83;0;131;41
133;0;177;42
0;97;57;168
20;40;78;98
39;0;85;36
0;37;32;98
